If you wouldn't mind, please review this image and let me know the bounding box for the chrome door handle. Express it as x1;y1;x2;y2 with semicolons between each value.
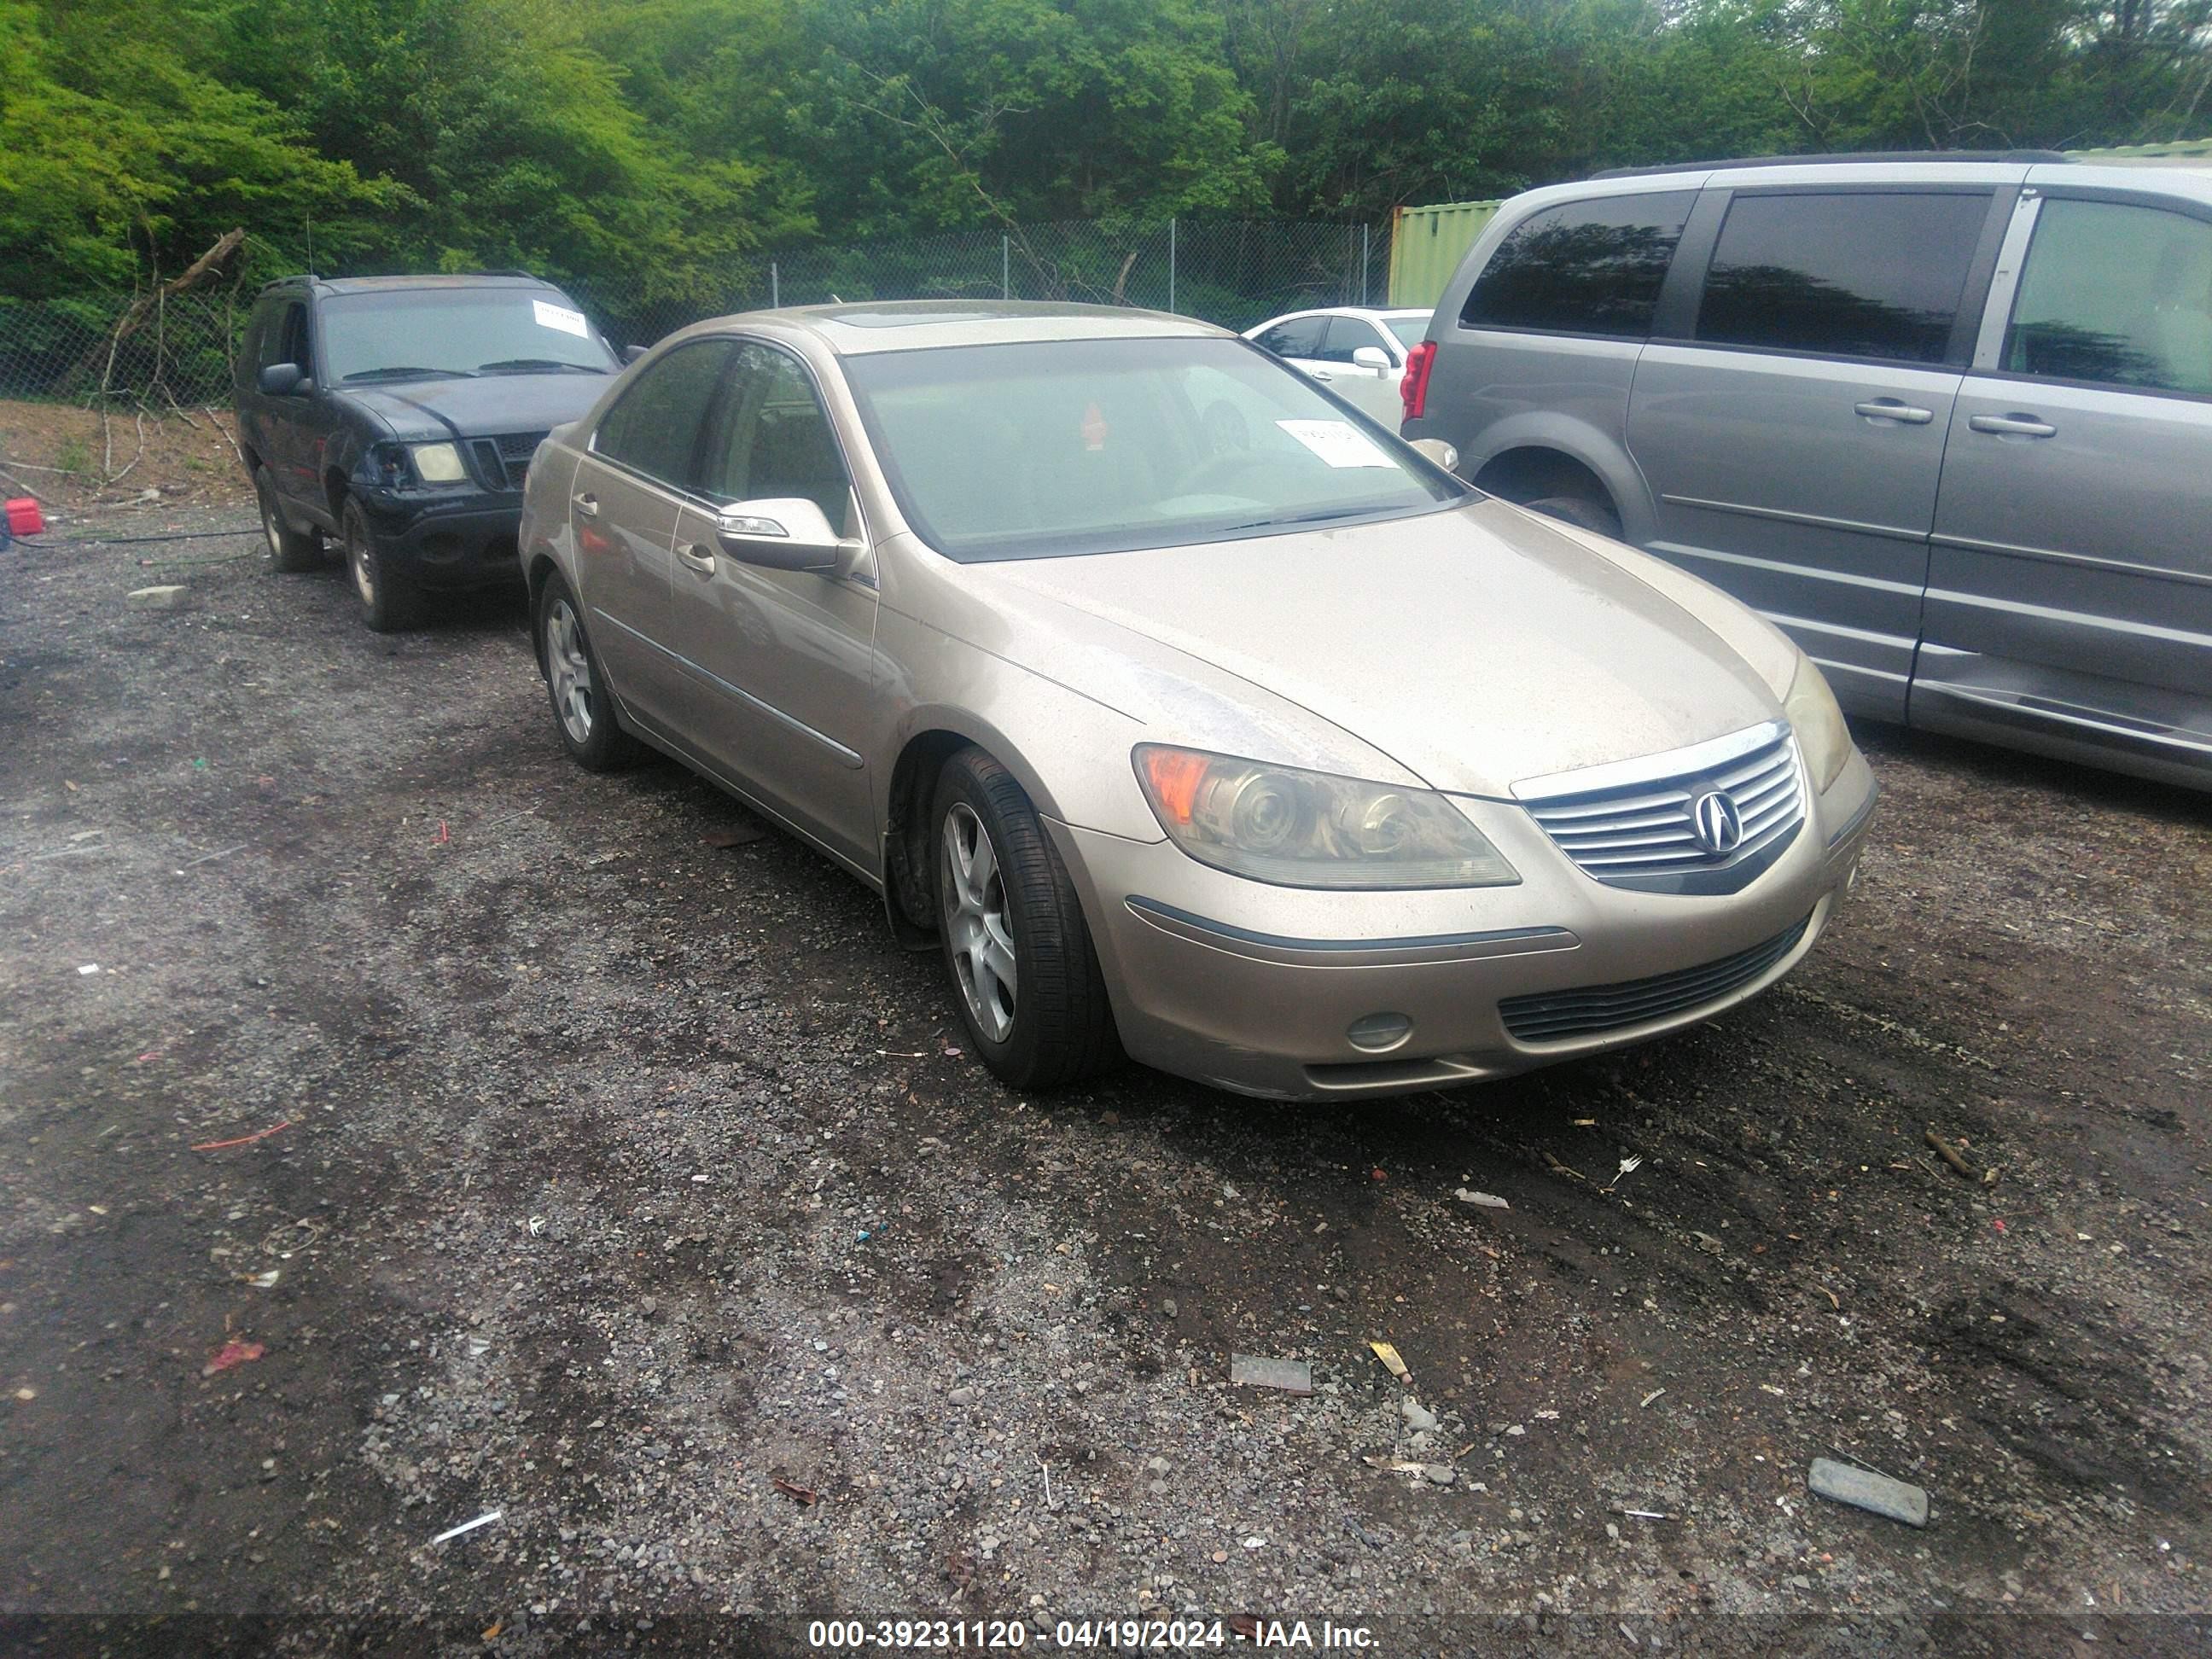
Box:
1854;399;1934;424
572;492;599;516
1310;370;1334;381
1969;413;2056;438
676;542;717;574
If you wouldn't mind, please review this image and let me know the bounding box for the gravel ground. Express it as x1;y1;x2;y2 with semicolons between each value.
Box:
3;506;2209;1656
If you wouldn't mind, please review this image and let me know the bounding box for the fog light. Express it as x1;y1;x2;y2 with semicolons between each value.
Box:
1346;1012;1412;1053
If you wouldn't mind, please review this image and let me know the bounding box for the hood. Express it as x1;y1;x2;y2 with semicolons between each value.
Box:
340;372;614;441
974;498;1781;799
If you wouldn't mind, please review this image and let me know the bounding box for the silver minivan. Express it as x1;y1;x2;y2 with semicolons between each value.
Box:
1404;153;2212;791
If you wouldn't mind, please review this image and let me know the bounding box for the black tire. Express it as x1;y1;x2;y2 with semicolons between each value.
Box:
1524;492;1623;541
340;496;422;633
534;571;643;771
255;466;321;573
932;747;1121;1091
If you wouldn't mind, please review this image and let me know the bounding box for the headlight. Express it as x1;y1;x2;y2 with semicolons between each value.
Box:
410;442;468;483
1784;656;1852;792
1133;745;1519;889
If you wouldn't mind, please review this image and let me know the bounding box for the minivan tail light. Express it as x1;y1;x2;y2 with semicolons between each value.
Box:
1400;340;1437;422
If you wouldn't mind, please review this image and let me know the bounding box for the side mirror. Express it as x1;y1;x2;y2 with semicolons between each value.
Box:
258;362;307;397
714;498;854;573
1351;346;1392;371
621;343;648;365
1410;437;1459;473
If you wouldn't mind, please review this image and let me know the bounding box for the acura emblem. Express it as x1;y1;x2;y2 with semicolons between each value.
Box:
1691;789;1744;854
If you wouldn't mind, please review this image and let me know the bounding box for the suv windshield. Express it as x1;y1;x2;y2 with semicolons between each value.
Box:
321;289;617;383
843;336;1464;562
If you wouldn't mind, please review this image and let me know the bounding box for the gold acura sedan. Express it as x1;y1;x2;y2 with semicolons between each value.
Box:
519;302;1876;1100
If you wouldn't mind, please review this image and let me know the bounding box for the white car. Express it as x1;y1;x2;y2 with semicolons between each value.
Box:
1243;306;1433;426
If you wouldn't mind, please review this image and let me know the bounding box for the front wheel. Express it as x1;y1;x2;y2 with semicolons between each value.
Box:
934;748;1120;1091
341;497;422;633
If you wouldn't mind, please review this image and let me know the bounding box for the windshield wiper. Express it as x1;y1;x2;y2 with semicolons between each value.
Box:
1220;505;1377;534
475;358;607;375
341;366;477;382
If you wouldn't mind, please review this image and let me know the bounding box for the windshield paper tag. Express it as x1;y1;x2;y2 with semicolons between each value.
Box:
1276;419;1394;469
533;300;590;339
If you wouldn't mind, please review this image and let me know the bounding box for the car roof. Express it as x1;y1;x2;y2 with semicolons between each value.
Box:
672;299;1231;357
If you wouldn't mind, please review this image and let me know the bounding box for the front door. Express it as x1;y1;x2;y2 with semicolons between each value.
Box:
667;341;880;870
1627;187;2001;719
570;338;737;737
1310;316;1404;424
1919;191;2212;773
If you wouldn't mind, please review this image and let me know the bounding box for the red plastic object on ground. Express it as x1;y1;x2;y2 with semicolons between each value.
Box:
5;497;44;538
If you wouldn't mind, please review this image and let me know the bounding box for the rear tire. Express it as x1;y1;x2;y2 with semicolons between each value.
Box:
341;496;422;633
933;747;1120;1091
1525;493;1623;541
535;571;643;771
256;467;320;573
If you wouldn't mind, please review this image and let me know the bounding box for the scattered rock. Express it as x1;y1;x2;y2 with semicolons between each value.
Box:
126;585;189;611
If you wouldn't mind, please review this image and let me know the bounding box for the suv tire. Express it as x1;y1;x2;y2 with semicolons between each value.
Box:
256;467;321;572
340;496;422;633
933;747;1121;1091
1525;493;1623;541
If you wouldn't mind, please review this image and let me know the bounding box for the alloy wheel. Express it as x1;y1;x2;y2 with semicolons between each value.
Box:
942;801;1016;1043
545;598;595;743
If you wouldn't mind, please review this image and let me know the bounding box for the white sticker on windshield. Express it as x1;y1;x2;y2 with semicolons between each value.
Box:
1276;419;1394;469
533;299;590;339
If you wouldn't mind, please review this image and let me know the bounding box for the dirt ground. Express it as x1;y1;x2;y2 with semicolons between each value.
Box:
2;505;2208;1657
0;399;251;520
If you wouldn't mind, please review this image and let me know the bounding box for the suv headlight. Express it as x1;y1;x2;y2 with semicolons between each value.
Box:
410;441;468;483
1784;656;1851;793
1133;745;1519;889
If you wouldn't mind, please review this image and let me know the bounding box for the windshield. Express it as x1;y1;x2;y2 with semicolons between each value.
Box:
1384;315;1429;349
321;290;618;383
841;336;1465;562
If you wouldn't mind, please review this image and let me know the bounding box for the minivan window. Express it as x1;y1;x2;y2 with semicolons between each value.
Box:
2005;197;2212;397
593;340;736;492
1459;191;1695;338
1696;190;1989;365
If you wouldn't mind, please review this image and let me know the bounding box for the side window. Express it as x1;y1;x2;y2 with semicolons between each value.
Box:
700;343;853;526
257;301;306;371
1254;316;1326;358
2005;198;2212;397
592;340;736;491
1461;191;1695;337
1696;190;1989;365
1316;318;1389;364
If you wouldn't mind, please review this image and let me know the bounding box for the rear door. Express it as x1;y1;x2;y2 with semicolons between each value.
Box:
571;338;737;737
1917;188;2212;777
1626;184;2009;719
664;340;879;870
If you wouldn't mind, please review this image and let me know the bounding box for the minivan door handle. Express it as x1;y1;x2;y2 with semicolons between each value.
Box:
572;492;600;516
1854;399;1934;425
1968;412;2057;439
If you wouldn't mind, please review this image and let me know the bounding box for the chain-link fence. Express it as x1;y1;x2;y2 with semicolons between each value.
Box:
0;218;1387;410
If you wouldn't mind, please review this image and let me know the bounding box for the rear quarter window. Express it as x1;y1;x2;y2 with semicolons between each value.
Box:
1459;192;1696;338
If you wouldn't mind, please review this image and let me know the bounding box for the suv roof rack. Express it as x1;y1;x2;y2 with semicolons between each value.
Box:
1591;149;2071;180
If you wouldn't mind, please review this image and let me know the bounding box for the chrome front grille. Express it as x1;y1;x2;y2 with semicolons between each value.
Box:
1516;722;1805;895
1499;913;1811;1043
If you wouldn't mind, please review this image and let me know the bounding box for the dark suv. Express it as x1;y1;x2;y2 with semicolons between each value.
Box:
236;274;624;630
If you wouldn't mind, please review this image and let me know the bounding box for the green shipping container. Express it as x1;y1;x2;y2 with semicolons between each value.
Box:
1388;198;1502;311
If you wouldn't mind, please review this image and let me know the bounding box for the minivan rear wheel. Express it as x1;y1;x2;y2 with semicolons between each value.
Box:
1525;493;1623;541
933;747;1120;1091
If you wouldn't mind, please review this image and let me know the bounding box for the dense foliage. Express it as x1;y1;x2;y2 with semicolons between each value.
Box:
2;0;2207;302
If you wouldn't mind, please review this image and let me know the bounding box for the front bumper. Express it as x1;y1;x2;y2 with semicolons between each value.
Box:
1051;748;1877;1100
357;487;525;591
